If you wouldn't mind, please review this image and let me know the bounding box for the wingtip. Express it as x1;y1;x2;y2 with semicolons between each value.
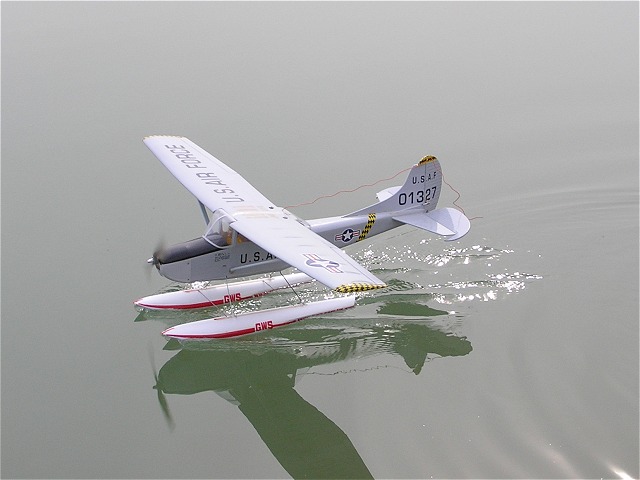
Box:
143;134;185;142
334;283;387;294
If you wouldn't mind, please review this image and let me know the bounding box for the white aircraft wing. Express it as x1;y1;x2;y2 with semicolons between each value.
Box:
144;135;386;293
231;215;386;293
143;135;276;215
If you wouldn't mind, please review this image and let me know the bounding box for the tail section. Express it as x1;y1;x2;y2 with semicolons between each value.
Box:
346;155;470;241
347;156;442;217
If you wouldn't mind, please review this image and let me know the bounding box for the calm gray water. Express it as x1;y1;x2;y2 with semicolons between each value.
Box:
2;2;638;479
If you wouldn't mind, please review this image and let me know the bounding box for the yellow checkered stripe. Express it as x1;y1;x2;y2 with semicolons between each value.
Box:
335;282;387;294
358;213;376;241
418;155;437;166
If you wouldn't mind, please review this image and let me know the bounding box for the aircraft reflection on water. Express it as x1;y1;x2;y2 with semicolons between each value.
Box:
142;300;472;479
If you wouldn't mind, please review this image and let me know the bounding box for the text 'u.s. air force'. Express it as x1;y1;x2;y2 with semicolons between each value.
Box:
164;144;244;203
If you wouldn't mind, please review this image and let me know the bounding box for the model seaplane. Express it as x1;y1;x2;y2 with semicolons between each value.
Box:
135;135;470;339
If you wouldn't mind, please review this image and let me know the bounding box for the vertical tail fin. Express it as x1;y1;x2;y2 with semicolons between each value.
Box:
346;156;442;217
346;155;470;240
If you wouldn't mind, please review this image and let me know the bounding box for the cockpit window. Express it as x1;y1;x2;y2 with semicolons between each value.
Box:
203;209;234;247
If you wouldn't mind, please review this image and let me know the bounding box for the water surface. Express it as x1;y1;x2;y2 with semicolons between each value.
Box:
2;2;638;479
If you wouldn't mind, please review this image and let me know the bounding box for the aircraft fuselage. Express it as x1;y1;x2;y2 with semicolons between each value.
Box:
155;211;403;283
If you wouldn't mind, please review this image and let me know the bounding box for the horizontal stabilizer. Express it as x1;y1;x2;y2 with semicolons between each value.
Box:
376;186;401;202
393;207;470;241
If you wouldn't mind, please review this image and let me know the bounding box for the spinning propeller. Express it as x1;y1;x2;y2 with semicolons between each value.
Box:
145;239;166;283
149;346;174;430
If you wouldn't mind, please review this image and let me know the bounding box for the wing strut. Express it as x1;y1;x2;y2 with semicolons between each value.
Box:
198;201;210;226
